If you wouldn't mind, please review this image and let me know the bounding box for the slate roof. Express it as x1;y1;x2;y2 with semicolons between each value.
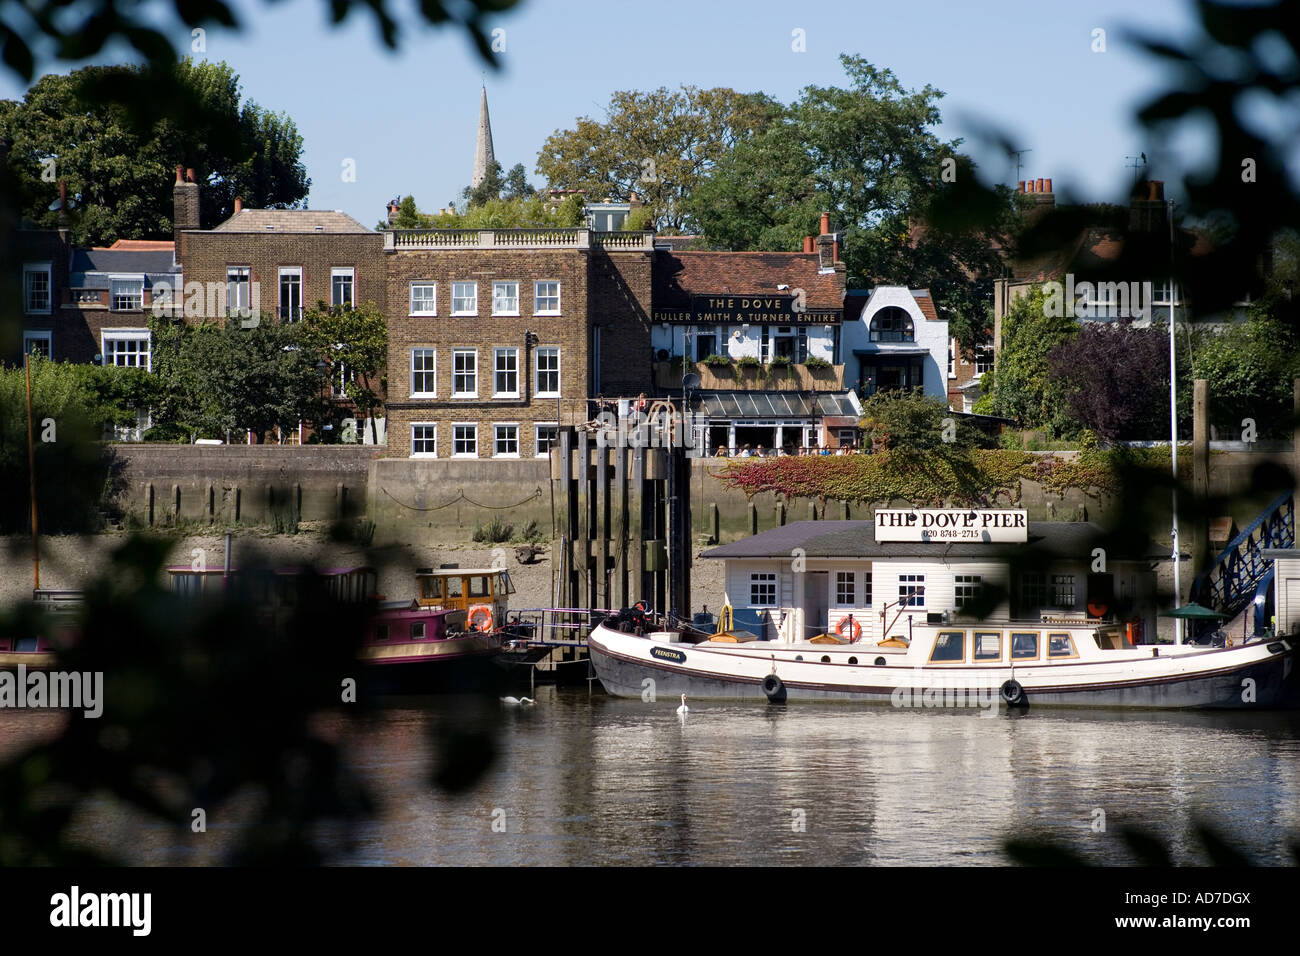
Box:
701;519;1162;561
69;248;179;288
653;250;845;312
207;209;375;234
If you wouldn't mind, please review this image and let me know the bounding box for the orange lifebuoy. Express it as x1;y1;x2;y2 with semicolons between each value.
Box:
468;605;494;632
835;615;863;643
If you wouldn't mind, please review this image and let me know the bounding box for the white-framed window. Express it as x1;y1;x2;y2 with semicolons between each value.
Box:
23;330;52;360
535;346;560;397
955;574;982;609
111;274;145;312
410;423;437;458
409;281;436;316
535;423;559;458
102;329;151;370
492;281;520;316
279;267;302;321
975;343;993;376
331;267;354;307
835;571;855;606
864;571;872;606
948;339;956;378
493;347;519;397
410;348;436;397
899;574;925;608
534;280;561;315
1154;281;1181;306
452;349;477;397
493;423;519;458
452;281;477;315
23;263;51;313
750;572;777;607
452;423;477;458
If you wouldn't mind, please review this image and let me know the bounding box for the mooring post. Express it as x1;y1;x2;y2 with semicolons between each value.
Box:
748;502;758;537
631;445;646;604
614;446;628;609
172;484;181;521
597;440;611;610
577;430;593;611
710;502;720;544
146;482;155;526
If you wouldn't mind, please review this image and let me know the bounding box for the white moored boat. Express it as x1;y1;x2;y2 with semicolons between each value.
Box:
589;510;1299;709
588;613;1297;709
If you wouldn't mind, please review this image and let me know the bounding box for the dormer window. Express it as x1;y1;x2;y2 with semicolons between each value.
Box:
110;275;145;311
869;307;914;343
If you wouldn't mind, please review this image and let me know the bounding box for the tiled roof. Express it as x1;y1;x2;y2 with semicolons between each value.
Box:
653;250;844;312
70;248;179;280
910;289;940;321
207;209;375;234
104;239;175;251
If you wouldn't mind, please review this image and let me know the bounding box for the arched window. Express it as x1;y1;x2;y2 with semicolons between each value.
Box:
869;307;914;343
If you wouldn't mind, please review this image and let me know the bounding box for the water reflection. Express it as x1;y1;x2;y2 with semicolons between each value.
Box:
9;694;1297;865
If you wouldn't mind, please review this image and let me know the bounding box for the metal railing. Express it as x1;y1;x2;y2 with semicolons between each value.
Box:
1191;490;1294;631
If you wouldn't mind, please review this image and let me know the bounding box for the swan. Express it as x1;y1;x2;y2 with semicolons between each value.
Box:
676;693;689;715
501;696;536;707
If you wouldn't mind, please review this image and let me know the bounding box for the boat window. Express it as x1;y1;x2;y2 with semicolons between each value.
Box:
1047;633;1076;658
1011;632;1039;660
447;577;463;599
499;571;516;595
419;576;443;600
469;576;490;598
411;621;426;640
376;624;389;642
973;631;1002;661
15;637;40;653
929;631;965;662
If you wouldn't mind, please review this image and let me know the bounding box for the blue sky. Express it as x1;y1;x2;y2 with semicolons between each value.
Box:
1;0;1209;227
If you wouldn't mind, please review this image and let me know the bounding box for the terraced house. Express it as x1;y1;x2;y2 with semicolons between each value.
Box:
383;227;654;460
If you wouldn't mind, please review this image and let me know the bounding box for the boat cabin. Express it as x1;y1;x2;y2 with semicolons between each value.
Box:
700;515;1164;645
415;567;514;624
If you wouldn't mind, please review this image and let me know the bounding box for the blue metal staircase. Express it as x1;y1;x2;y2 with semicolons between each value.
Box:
1190;491;1294;636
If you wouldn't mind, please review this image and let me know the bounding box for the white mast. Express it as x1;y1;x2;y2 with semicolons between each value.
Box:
1168;196;1182;644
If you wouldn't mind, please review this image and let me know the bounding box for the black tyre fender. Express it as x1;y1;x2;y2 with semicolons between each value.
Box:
1000;679;1026;707
762;673;787;703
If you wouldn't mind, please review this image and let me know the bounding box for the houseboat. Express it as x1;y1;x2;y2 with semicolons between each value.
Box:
165;565;512;694
0;589;81;672
587;512;1299;709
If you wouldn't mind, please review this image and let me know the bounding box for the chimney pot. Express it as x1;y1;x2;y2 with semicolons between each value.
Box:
1028;181;1035;193
1044;178;1052;193
1036;178;1044;193
803;236;814;254
175;165;185;184
1018;181;1026;193
234;196;242;214
185;168;196;183
1150;180;1163;200
820;212;831;235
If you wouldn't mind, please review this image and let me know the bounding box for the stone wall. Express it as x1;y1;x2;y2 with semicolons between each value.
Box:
111;445;379;524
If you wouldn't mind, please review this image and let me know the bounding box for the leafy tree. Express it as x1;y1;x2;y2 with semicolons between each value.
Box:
298;303;388;444
502;162;534;200
463;160;505;208
1190;313;1300;440
0;357;125;532
859;388;992;459
985;286;1078;432
684;57;1019;353
1048;324;1171;441
0;60;309;245
537;86;782;232
149;318;326;442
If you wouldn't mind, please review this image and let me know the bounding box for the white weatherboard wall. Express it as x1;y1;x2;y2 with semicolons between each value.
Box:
1273;552;1300;635
841;287;948;400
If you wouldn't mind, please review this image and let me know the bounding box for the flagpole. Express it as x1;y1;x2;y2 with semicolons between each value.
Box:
1168;197;1181;644
25;353;40;591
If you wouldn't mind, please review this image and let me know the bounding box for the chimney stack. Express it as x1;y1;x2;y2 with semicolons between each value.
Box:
1129;179;1167;234
233;196;242;214
173;163;201;251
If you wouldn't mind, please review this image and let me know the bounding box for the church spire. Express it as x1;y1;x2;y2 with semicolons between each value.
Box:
472;82;496;189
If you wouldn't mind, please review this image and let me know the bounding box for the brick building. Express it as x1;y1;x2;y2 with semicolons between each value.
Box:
383;228;654;459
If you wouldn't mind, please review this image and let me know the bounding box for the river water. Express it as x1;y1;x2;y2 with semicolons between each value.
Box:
20;688;1297;866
